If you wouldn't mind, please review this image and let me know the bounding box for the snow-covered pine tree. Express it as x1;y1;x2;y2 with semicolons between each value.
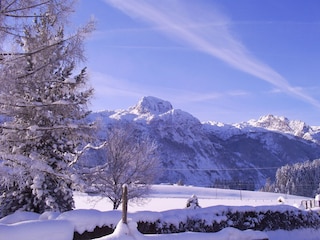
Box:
0;4;94;217
267;159;320;197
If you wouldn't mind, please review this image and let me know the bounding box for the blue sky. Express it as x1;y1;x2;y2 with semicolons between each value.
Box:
74;0;320;125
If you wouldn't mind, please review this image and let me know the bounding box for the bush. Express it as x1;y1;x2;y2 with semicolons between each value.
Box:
136;206;320;234
73;205;320;239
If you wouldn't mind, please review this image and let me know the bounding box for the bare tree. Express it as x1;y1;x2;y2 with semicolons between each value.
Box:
81;124;161;210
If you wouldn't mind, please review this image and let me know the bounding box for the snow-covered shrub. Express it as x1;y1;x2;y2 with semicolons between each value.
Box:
135;205;320;234
185;194;201;209
6;205;316;239
277;196;285;204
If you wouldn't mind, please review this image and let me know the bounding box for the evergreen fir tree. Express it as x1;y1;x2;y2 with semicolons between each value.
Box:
265;159;320;198
0;7;94;217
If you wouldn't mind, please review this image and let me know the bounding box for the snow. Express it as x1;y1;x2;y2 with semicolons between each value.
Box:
97;219;268;240
0;211;40;224
267;229;320;240
0;220;74;240
98;219;142;240
130;96;173;115
204;114;320;143
1;184;320;240
108;96;197;125
57;209;121;234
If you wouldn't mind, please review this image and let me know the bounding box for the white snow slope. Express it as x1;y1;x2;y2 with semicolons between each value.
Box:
1;185;320;240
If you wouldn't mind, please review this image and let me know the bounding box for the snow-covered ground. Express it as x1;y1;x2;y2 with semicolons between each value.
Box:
75;184;308;211
1;184;320;240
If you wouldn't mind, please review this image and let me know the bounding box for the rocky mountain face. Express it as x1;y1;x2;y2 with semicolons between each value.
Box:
86;96;320;189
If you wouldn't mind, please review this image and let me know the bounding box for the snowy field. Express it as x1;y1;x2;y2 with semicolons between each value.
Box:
75;184;309;211
1;184;320;240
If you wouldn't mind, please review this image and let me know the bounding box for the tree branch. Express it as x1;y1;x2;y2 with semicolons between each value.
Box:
1;1;50;14
68;141;108;167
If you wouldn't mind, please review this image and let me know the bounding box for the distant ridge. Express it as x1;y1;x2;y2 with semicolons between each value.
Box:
84;96;320;189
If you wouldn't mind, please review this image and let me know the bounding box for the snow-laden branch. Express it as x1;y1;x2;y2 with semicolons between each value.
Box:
1;1;51;15
0;152;67;180
0;19;95;63
0;100;78;109
68;141;108;167
0;123;91;132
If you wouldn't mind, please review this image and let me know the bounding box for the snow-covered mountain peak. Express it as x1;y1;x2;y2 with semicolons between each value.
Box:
248;114;290;131
247;114;311;137
130;96;173;115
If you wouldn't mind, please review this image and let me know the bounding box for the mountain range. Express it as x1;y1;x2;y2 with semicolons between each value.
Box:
86;96;320;189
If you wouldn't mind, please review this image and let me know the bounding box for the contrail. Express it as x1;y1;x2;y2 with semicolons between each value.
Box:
104;0;320;109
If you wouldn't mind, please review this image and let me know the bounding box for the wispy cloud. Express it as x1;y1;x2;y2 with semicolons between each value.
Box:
104;0;320;109
89;71;144;98
90;70;249;109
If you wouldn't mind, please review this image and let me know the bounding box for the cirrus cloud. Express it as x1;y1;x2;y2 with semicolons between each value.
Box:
104;0;320;109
